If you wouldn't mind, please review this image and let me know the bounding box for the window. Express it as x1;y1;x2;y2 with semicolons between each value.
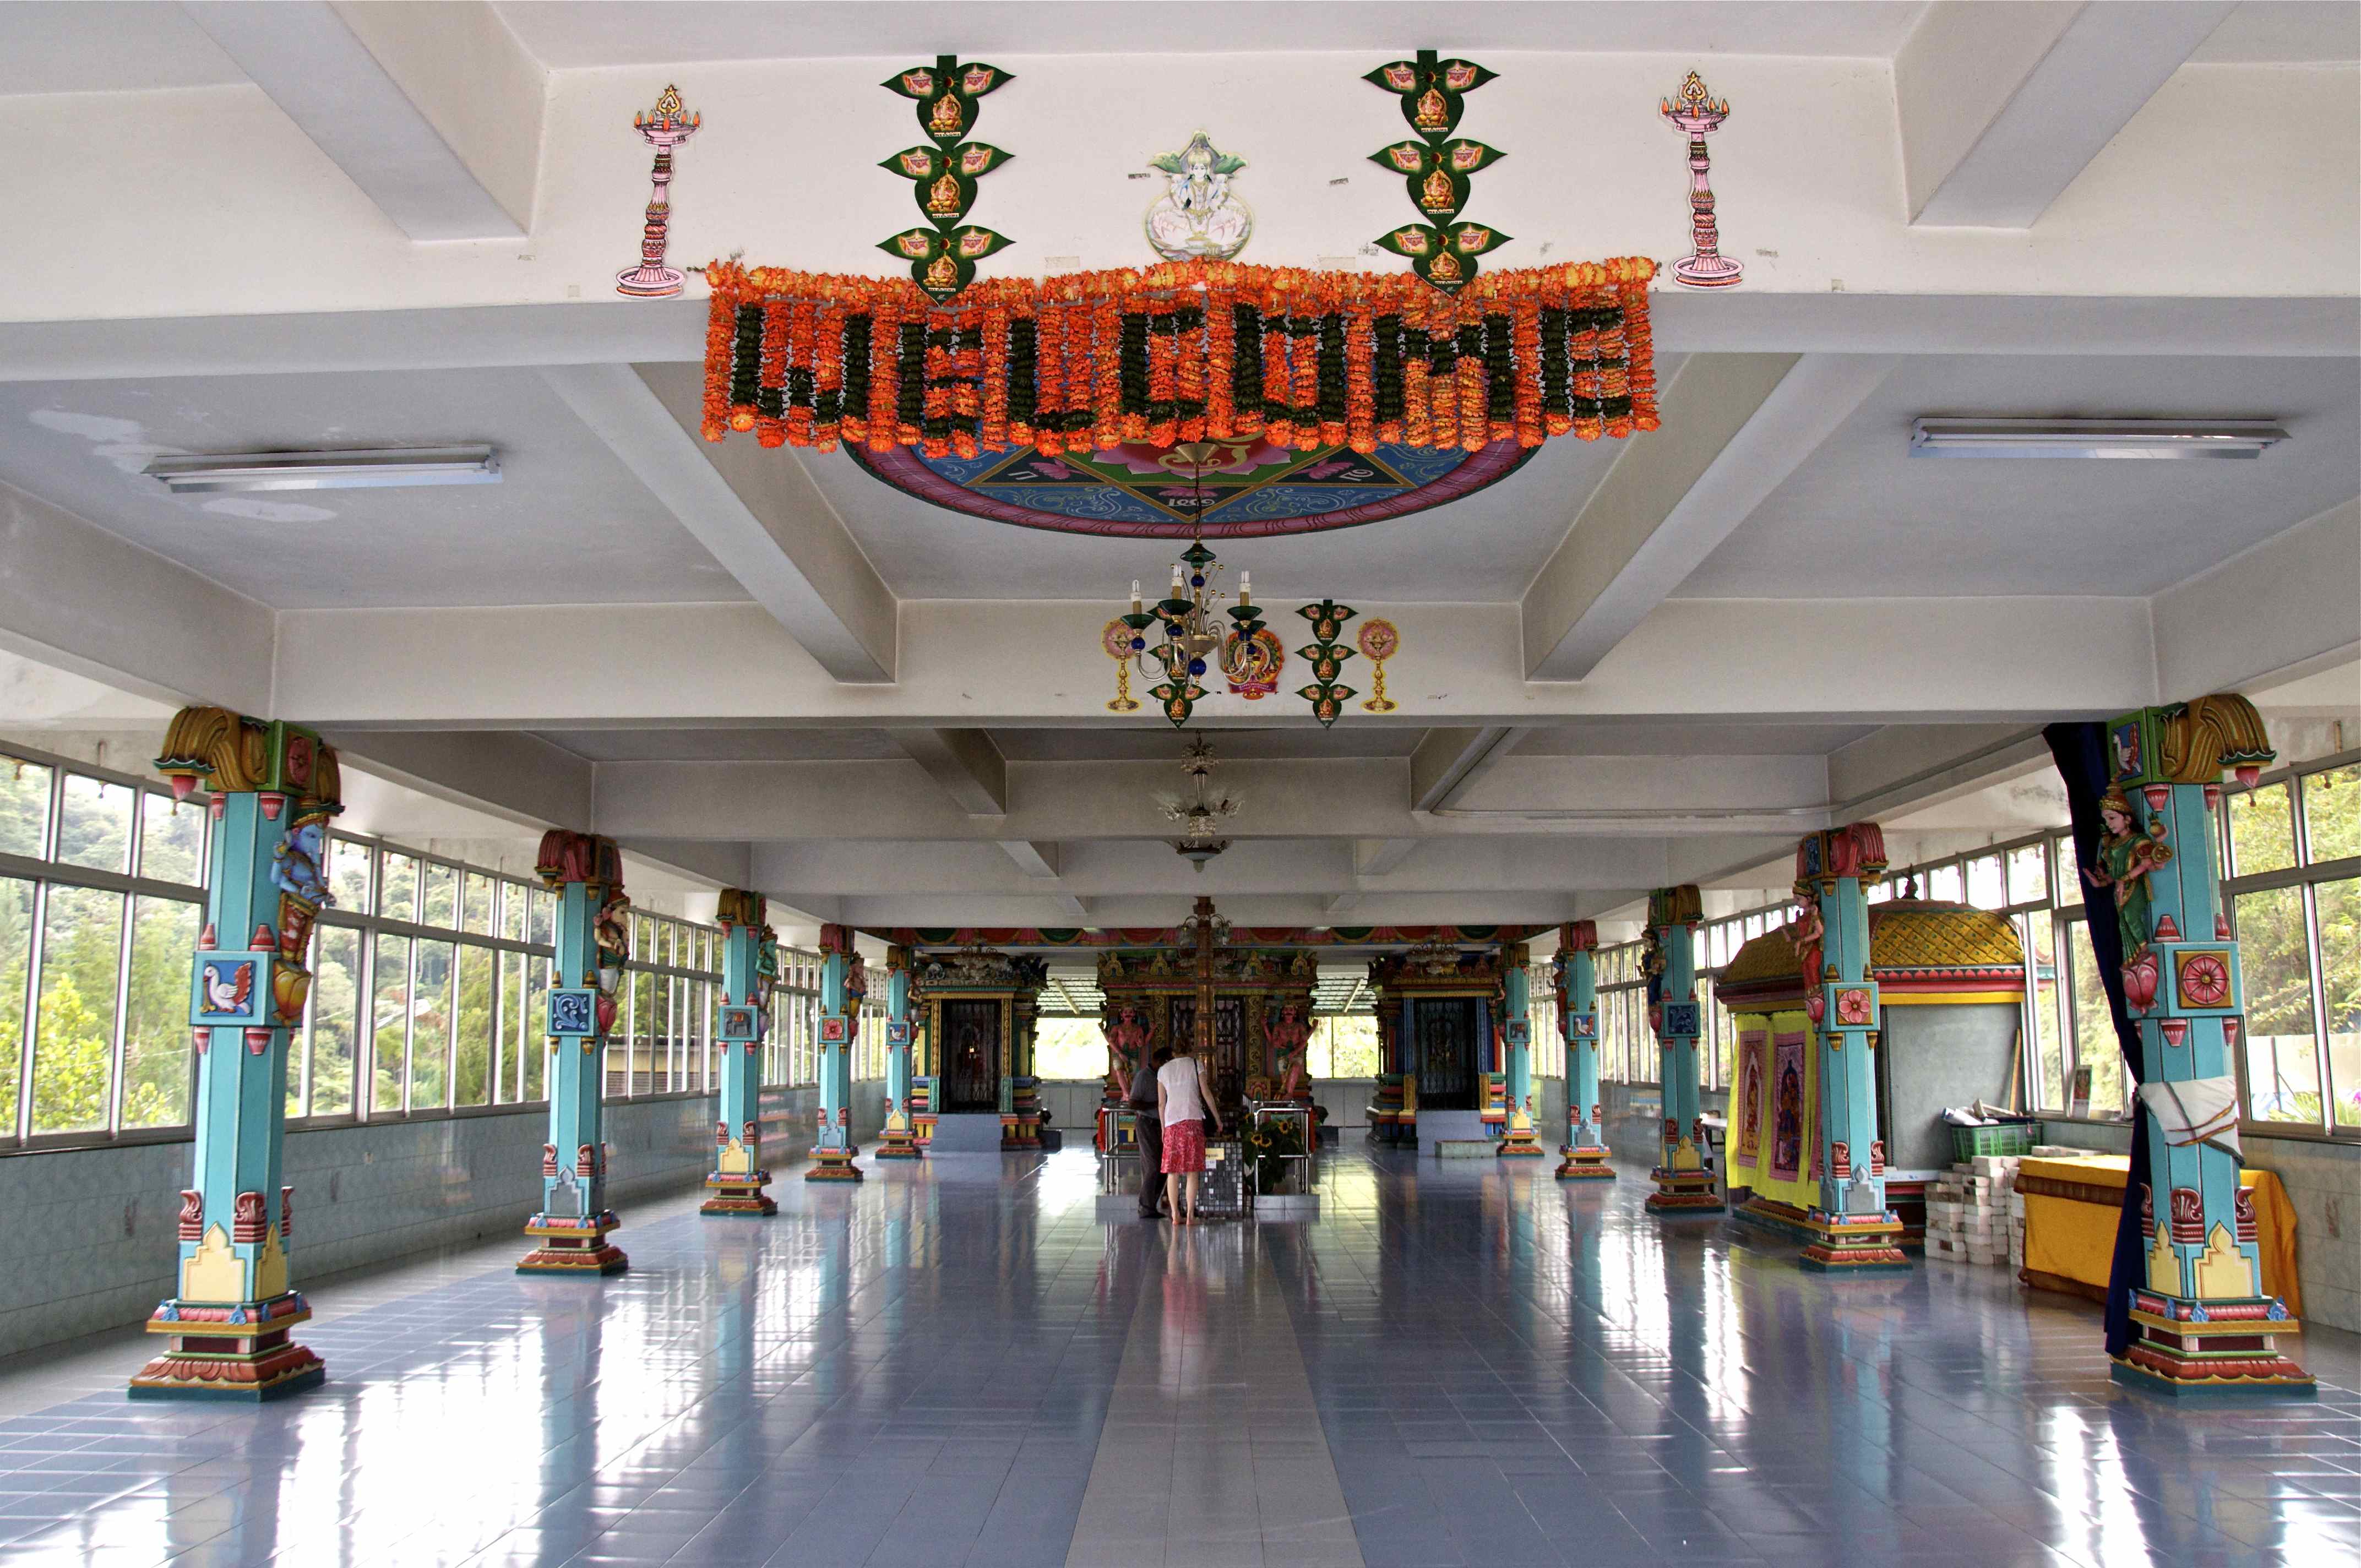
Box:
618;911;721;1099
2221;753;2361;1137
0;742;209;1148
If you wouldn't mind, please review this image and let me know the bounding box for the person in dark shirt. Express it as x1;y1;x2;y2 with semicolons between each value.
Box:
1128;1046;1172;1218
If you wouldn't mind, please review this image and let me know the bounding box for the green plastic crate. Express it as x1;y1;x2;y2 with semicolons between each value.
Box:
1951;1121;2041;1161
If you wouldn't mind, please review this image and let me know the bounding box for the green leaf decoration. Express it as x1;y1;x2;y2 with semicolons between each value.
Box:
1368;51;1501;292
1297;600;1359;642
949;226;1011;262
1296;645;1358;684
885;55;1015;148
1151;680;1202;728
1450;222;1510;255
879;62;1015;297
1371;140;1435;177
1298;683;1358;728
881;146;943;179
1440;139;1505;176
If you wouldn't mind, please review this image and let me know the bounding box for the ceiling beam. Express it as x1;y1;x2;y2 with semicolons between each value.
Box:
1522;353;1898;680
541;363;897;683
1355;839;1421;877
1898;1;2239;227
2153;498;2361;702
894;728;1009;815
182;1;530;239
0;478;272;716
274;595;2159;727
1409;728;1527;812
996;840;1060;879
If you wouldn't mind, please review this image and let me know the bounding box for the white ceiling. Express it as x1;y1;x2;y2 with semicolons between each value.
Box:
1516;721;1876;756
3;2;2347;101
807;416;1625;601
0;369;744;609
536;728;906;763
1673;353;2361;600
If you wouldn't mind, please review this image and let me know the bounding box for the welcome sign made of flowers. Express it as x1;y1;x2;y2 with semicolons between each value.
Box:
698;51;1660;462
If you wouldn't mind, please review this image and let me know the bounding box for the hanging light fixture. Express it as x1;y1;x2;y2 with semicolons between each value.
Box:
1113;445;1265;728
1163;737;1242;872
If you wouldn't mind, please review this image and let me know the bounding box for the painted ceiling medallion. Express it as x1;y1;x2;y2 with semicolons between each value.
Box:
849;434;1532;539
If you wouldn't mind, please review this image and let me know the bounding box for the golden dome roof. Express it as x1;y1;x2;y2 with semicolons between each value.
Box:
1718;900;2025;1005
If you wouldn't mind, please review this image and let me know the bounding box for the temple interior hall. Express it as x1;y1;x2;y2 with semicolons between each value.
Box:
1;3;2359;1565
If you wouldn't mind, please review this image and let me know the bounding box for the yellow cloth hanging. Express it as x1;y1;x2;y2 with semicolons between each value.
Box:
2016;1154;2302;1319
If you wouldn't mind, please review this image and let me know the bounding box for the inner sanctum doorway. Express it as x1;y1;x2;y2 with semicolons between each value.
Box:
1166;996;1245;1108
1413;997;1479;1110
939;998;1002;1112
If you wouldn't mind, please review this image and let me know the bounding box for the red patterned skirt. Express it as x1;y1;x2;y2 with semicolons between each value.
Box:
1161;1118;1206;1174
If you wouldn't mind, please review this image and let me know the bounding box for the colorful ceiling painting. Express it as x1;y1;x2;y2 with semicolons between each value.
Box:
848;435;1535;539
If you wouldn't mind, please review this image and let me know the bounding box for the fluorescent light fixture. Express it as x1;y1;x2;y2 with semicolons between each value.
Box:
144;446;501;493
1909;419;2287;460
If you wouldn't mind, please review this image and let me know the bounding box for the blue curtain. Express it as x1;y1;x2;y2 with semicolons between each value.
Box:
2044;721;2151;1358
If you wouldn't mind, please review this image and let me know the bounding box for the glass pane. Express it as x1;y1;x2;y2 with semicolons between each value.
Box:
2008;843;2047;908
461;873;493;936
34;885;123;1134
2229;782;2297;878
381;854;418;923
2055;835;2083;907
632;969;654;1093
372;933;411;1112
122;896;197;1128
523;956;550;1102
420;862;458;930
2065;920;2126;1117
331;837;372;914
453;944;493;1107
57;774;132;874
1927;863;1964;904
2237;885;2320;1125
410;939;453;1109
2311;877;2357;1129
499;881;525;943
0;756;51;858
1867;880;1892;903
529;889;553;948
138;792;203;886
0;876;30;1130
2023;911;2068;1114
1966;854;2005;911
2304;766;2361;865
651;972;672;1093
498;949;524;1103
311;925;360;1117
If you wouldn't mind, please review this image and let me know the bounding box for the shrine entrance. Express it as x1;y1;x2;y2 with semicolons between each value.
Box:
939;998;1002;1113
1413;997;1479;1110
1167;996;1246;1108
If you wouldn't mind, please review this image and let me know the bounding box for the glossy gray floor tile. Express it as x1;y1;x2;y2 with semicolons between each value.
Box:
0;1147;2350;1567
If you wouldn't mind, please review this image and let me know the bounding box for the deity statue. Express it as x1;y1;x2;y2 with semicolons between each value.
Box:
1145;132;1252;261
2083;785;2174;1010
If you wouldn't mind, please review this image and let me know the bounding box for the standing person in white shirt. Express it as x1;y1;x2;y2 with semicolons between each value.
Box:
1156;1039;1226;1225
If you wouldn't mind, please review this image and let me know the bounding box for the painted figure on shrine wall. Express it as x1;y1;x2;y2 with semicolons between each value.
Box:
1773;1052;1804;1177
2083;784;2174;1009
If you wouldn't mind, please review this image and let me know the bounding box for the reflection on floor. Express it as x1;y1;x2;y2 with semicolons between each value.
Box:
0;1148;2352;1567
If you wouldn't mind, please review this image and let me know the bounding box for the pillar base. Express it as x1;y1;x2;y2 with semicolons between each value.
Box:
1646;1167;1723;1213
999;1114;1041;1151
128;1293;324;1402
806;1147;864;1182
1799;1211;1912;1273
1555;1144;1617;1180
518;1212;628;1274
1497;1131;1547;1158
700;1172;777;1217
873;1126;924;1161
2110;1292;2315;1397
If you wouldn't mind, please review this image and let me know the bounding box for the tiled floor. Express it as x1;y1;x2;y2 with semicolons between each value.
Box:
0;1147;2352;1567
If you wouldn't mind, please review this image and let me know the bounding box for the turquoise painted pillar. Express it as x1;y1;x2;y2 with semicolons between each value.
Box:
1555;921;1614;1180
703;889;777;1215
808;922;864;1182
2101;697;2310;1395
1645;884;1720;1213
874;945;922;1159
519;831;629;1273
132;707;338;1401
1789;824;1909;1271
1498;942;1544;1157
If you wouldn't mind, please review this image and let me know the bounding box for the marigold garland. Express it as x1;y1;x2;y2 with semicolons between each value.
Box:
699;258;1658;460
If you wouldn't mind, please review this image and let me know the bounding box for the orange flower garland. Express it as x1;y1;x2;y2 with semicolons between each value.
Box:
699;257;1659;460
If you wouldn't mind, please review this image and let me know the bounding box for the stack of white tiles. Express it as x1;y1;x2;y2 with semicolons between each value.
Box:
1927;1154;2021;1267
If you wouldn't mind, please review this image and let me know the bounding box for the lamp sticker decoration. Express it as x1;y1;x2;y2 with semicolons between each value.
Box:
1357;618;1400;711
1102;618;1142;712
617;85;701;298
1296;599;1359;727
1661;72;1742;289
1221;627;1285;700
1366;50;1506;290
879;56;1014;301
1147;132;1252;261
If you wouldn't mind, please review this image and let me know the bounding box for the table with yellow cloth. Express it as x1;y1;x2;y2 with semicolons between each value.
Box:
2016;1154;2302;1318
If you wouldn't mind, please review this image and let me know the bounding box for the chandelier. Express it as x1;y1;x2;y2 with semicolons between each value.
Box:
1162;737;1242;871
1117;526;1262;729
